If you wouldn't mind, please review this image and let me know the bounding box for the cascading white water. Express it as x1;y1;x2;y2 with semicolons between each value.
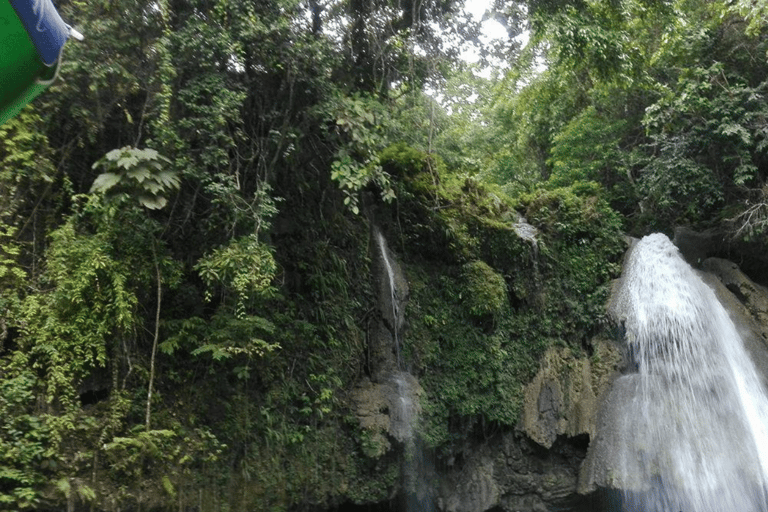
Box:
393;371;435;512
612;233;768;511
375;230;402;368
393;372;415;442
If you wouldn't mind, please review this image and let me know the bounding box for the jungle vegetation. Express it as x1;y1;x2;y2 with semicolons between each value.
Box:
2;0;768;509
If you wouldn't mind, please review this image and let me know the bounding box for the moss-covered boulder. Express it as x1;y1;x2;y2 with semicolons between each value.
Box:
460;260;508;320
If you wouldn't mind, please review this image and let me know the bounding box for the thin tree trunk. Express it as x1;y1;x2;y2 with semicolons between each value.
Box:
146;241;162;431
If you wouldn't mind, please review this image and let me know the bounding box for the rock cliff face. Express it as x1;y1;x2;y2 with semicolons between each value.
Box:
436;433;591;512
701;257;768;383
520;340;622;449
353;226;422;457
350;222;619;511
431;338;622;512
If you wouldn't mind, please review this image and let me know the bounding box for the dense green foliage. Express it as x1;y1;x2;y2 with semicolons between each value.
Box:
374;146;625;452
1;0;766;509
495;0;768;238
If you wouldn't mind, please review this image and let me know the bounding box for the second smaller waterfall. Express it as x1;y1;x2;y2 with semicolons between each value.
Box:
368;227;433;510
390;372;417;443
375;229;403;368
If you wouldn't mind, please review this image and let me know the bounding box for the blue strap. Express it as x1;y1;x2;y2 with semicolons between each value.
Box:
9;0;70;67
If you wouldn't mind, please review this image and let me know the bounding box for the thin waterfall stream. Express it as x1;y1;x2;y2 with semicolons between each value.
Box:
375;229;402;369
610;233;768;511
372;228;434;511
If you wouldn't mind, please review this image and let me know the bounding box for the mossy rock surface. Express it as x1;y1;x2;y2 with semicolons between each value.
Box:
521;338;623;448
461;260;508;319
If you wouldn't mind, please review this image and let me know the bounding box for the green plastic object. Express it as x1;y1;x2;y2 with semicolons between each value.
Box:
0;0;77;125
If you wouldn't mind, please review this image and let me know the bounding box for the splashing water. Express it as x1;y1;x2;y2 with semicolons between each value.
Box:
612;233;768;511
393;372;415;442
393;372;436;512
375;230;402;368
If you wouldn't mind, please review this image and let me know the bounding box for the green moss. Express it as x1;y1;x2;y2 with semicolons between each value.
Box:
359;428;390;459
405;264;541;450
461;260;508;318
379;142;429;178
519;185;625;340
395;180;624;453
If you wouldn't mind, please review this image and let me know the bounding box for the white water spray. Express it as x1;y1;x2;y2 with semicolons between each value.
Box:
375;230;402;368
393;373;415;442
612;233;768;511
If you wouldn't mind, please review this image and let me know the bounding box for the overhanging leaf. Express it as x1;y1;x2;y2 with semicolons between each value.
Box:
126;165;151;183
155;169;180;189
118;154;140;170
143;180;164;194
138;194;168;210
90;172;122;193
135;148;159;160
105;148;123;162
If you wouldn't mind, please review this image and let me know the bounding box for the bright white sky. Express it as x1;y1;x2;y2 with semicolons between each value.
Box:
460;0;510;65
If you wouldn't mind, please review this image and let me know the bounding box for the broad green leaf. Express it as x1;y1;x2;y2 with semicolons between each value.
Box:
138;194;168;210
90;172;122;193
104;148;123;162
143;180;164;194
126;165;151;183
155;169;180;189
136;148;159;160
118;154;140;171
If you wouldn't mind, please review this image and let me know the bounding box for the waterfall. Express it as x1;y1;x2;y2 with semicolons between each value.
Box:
395;371;435;512
375;229;402;369
393;373;415;441
369;228;434;510
611;233;768;511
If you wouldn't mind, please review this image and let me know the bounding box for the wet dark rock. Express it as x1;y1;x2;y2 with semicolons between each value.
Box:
672;226;724;267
